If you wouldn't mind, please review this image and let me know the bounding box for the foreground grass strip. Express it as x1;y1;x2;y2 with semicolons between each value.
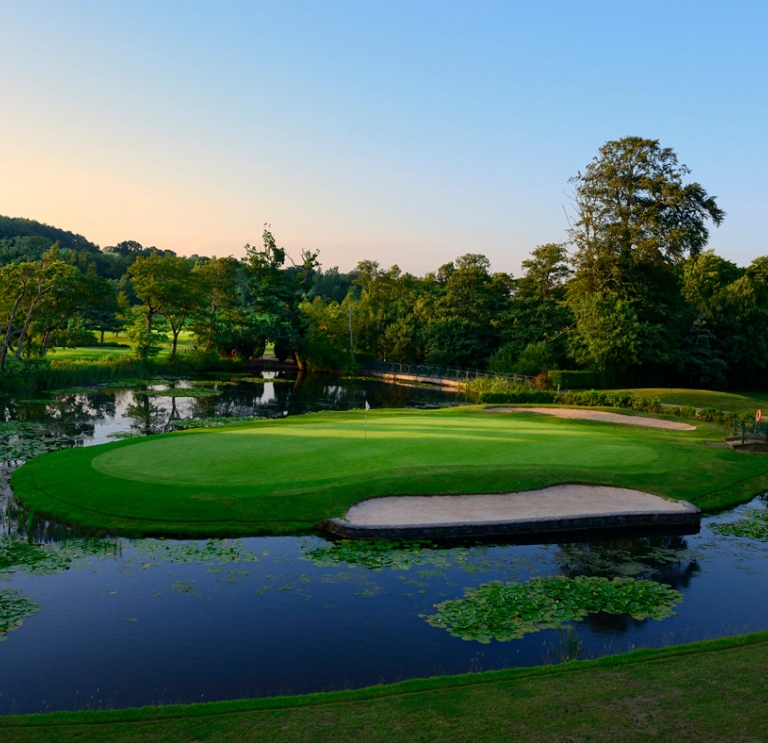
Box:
2;632;768;742
12;407;768;537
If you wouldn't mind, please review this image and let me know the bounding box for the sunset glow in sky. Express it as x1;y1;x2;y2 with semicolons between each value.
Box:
1;1;766;274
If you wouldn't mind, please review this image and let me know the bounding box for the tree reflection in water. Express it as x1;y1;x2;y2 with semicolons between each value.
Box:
555;535;700;634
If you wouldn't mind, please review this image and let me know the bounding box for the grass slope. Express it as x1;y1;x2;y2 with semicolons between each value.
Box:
616;387;768;411
3;632;768;742
12;407;768;536
48;336;276;362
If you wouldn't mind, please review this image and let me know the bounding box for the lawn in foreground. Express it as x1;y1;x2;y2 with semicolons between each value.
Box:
2;632;767;742
12;407;768;536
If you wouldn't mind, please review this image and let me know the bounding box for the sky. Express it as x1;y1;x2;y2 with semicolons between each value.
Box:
1;1;766;275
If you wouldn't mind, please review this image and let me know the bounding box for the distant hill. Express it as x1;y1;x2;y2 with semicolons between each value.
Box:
0;215;100;253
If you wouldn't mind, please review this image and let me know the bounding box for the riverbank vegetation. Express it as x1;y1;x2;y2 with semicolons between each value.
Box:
4;137;768;390
12;407;768;537
2;631;767;742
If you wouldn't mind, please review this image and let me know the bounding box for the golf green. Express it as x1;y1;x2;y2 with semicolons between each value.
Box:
12;407;768;536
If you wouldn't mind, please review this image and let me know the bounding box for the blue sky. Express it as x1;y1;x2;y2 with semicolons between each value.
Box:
1;1;766;274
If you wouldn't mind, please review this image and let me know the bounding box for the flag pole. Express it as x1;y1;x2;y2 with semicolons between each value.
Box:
364;399;370;439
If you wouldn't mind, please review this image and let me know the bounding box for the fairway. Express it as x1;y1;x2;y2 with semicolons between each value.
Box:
12;407;768;536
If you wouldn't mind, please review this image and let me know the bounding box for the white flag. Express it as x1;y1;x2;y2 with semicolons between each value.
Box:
365;400;371;411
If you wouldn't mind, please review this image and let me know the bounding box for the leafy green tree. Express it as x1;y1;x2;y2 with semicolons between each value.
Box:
492;243;573;373
420;254;512;367
569;137;725;286
245;227;319;361
0;262;31;370
566;138;725;379
307;267;360;303
128;253;204;357
299;296;356;371
191;256;260;356
0;248;81;367
680;251;768;386
567;292;650;373
352;261;428;362
32;265;104;356
82;276;122;344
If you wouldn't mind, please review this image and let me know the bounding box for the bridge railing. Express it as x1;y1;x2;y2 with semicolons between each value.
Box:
732;420;768;444
362;360;536;388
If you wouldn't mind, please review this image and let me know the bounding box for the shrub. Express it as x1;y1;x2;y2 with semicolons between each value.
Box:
548;370;608;390
534;372;553;390
478;390;556;404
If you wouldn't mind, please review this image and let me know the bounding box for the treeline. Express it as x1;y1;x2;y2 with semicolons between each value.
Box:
2;137;767;387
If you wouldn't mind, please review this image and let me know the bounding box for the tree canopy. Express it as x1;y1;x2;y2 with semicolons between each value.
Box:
3;137;767;388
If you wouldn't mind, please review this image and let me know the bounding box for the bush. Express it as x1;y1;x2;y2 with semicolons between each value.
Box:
478;390;556;404
548;370;609;390
486;343;519;374
463;376;533;399
534;372;553;390
510;342;558;376
50;327;98;348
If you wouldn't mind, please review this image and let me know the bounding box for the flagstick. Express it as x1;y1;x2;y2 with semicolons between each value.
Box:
365;408;367;439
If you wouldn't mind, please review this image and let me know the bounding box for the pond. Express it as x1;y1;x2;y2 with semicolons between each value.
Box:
1;373;767;715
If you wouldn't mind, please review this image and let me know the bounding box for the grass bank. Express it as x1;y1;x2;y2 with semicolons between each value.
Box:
0;353;246;392
12;407;768;536
615;387;768;411
2;631;767;742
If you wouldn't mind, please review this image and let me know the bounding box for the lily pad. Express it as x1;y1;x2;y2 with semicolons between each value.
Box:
0;537;121;579
0;589;42;640
709;509;768;541
142;388;221;398
422;575;682;644
304;539;463;571
132;539;260;565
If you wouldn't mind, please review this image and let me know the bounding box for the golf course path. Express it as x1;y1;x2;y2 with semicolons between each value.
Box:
344;485;693;526
491;406;696;430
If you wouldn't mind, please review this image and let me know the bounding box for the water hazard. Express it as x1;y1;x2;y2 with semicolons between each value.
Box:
1;373;767;715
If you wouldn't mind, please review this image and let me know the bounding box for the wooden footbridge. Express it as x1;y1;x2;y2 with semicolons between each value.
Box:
728;419;768;453
362;361;535;390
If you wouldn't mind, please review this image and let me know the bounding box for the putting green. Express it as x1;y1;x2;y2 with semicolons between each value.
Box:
12;407;768;536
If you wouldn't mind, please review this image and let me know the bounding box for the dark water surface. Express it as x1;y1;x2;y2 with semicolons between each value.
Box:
1;373;767;715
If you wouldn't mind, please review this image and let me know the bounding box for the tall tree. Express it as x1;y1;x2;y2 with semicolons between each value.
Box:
191;257;243;353
566;137;725;378
420;254;513;367
492;243;573;373
245;227;319;361
569;136;725;289
128;253;204;357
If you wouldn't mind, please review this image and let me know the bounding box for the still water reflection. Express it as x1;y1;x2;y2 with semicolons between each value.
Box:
0;374;767;715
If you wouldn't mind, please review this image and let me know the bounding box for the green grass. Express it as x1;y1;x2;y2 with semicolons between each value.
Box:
49;333;276;363
2;631;768;742
47;346;132;360
615;387;768;411
49;331;196;362
12;406;768;536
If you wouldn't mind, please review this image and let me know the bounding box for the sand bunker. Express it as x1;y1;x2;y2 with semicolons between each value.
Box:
490;407;695;431
345;485;692;526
